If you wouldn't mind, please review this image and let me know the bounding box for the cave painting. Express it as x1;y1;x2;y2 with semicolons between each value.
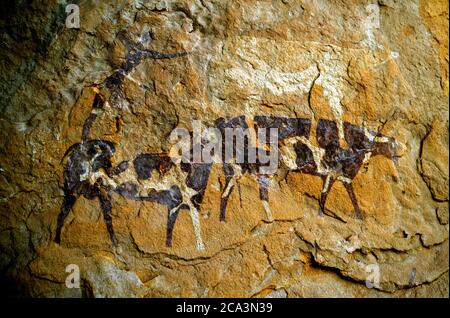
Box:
55;31;398;251
213;116;397;223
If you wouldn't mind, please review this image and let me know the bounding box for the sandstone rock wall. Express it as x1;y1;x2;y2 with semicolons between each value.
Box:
0;0;448;297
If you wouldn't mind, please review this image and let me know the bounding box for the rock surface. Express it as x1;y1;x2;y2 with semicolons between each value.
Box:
0;0;448;297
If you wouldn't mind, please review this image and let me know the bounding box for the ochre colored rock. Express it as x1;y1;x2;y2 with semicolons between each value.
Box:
0;0;447;297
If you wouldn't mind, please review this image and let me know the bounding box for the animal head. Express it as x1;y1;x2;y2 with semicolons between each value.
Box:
372;134;398;163
62;140;116;192
344;122;398;162
63;140;116;172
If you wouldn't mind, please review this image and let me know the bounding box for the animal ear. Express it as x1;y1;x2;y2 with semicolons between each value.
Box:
104;140;116;154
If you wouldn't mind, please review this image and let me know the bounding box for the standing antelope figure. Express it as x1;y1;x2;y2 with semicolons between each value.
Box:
55;30;210;250
81;29;190;140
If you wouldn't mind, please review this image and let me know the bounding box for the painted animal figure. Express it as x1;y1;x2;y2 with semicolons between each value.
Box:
55;140;123;246
281;119;397;219
55;140;211;251
214;116;397;221
55;29;201;249
56;115;397;249
118;152;211;250
214;115;311;222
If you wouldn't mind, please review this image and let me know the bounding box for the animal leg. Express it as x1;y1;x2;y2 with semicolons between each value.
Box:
256;175;274;222
55;191;77;244
187;203;205;251
319;175;335;217
98;191;118;246
220;164;235;221
237;181;243;208
108;160;129;176
343;182;364;220
166;204;182;247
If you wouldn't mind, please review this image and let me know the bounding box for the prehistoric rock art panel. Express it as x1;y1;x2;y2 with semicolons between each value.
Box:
1;0;447;297
55;29;398;251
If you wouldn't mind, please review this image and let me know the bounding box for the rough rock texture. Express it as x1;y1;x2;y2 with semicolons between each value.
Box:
0;0;448;297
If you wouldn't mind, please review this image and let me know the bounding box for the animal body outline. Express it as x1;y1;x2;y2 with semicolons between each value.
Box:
55;31;398;251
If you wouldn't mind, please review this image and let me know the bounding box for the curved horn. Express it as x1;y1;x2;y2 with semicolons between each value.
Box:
60;142;81;164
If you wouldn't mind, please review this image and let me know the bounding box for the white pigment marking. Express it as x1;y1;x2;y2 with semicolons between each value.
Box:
226;64;319;97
